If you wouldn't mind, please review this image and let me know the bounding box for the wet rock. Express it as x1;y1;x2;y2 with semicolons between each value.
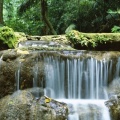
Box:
27;87;44;98
105;78;120;120
0;50;45;98
105;93;120;120
107;78;120;95
0;49;120;98
26;35;70;45
18;40;74;51
0;89;68;120
24;34;120;51
66;31;120;50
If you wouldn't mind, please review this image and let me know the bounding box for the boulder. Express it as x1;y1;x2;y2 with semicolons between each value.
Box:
105;78;120;120
105;94;120;120
107;78;120;95
0;49;45;98
66;30;120;50
0;26;27;50
0;89;68;120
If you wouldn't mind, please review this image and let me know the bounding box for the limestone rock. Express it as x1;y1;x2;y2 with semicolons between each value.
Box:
105;93;120;120
17;40;74;51
107;78;120;95
0;50;45;98
105;78;120;120
1;49;120;98
0;89;68;120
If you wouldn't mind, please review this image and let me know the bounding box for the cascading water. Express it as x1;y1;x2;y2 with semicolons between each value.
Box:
15;61;22;90
44;55;112;99
15;40;120;120
0;55;2;70
43;51;118;120
58;99;110;120
33;58;39;88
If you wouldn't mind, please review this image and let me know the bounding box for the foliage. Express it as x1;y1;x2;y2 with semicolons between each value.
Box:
66;30;111;48
111;26;120;33
0;26;17;48
48;0;119;33
4;0;43;35
2;0;120;34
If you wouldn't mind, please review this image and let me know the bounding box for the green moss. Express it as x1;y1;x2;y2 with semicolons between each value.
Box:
66;30;111;48
0;26;17;48
18;46;75;51
32;46;74;51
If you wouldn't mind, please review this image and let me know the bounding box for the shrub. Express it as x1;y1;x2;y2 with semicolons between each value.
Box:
0;26;17;48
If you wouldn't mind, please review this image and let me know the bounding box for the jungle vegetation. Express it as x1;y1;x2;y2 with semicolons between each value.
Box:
0;0;120;35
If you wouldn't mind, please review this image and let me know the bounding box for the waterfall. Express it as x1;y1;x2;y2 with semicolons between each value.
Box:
43;51;119;120
12;50;120;120
33;58;39;88
0;55;2;70
44;56;113;99
15;61;22;90
57;99;110;120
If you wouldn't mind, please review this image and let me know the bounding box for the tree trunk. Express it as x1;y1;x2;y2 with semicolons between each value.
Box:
0;0;3;25
41;0;57;35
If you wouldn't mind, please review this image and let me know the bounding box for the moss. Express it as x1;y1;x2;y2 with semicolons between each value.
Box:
18;46;75;51
66;30;112;48
0;26;17;48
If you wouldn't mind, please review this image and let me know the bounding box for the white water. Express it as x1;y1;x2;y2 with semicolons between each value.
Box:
0;55;2;70
13;51;120;120
57;99;110;120
32;58;40;98
33;60;39;88
44;56;113;99
15;61;21;90
43;54;120;120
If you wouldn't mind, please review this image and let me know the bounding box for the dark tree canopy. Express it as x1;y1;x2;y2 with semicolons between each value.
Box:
2;0;120;35
0;0;3;25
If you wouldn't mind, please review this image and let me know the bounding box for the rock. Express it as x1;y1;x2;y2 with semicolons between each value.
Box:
0;89;68;120
66;30;120;50
27;87;44;98
0;50;45;98
0;26;27;49
105;93;120;120
17;40;74;51
107;78;120;95
1;49;120;98
26;35;70;46
105;78;120;120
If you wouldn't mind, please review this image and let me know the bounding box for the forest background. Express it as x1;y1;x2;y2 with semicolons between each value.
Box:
0;0;120;35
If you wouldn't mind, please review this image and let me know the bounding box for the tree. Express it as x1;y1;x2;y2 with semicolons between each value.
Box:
0;0;3;25
3;0;120;34
17;0;56;35
41;0;57;35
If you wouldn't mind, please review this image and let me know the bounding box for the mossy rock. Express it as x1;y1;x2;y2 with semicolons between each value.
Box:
0;26;27;49
66;30;120;50
0;26;17;48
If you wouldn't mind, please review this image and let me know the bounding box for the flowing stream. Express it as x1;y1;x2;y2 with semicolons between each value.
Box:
44;56;112;99
15;46;120;120
40;51;120;120
15;61;22;90
57;99;110;120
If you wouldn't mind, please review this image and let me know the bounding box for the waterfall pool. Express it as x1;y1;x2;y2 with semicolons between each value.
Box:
56;99;110;120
